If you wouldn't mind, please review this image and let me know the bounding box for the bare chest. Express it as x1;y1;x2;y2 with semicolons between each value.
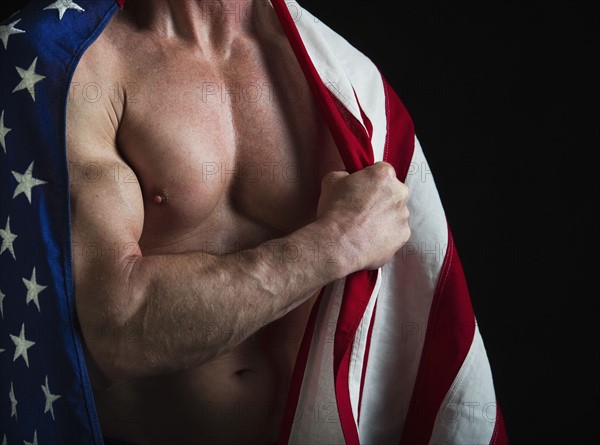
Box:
115;41;343;254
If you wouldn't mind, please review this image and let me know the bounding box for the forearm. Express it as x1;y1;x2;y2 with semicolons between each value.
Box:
80;163;408;385
104;218;349;381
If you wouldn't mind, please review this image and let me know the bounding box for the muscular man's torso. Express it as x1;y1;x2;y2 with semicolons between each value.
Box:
67;4;344;444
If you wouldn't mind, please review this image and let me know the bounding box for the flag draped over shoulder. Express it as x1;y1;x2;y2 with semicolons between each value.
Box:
0;1;507;444
270;2;508;444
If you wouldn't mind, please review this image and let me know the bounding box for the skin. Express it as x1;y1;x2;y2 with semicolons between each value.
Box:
66;1;410;444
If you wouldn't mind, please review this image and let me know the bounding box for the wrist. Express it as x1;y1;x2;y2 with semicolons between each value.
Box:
308;215;358;280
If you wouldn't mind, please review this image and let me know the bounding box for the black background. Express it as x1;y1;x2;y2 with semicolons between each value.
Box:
1;1;598;444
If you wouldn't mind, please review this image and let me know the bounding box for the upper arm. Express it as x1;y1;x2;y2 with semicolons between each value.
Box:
66;60;144;331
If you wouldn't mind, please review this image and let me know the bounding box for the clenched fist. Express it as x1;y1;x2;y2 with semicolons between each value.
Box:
317;161;411;272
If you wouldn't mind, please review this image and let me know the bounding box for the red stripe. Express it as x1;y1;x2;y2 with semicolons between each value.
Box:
116;0;125;8
400;231;477;445
334;271;379;445
269;1;379;443
278;289;324;445
328;87;415;443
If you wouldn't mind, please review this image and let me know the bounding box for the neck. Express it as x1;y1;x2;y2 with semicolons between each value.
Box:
122;0;263;48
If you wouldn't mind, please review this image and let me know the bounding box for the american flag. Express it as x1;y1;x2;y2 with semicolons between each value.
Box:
0;0;508;444
1;1;114;443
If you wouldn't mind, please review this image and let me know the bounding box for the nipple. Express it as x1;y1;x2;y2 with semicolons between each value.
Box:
152;188;169;205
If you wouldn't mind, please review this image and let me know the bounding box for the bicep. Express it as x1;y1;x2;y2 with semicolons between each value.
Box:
67;95;145;326
68;152;145;319
69;156;144;271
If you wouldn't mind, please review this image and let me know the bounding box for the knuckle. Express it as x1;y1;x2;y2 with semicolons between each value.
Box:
397;183;410;201
373;162;396;179
382;163;397;178
402;206;410;220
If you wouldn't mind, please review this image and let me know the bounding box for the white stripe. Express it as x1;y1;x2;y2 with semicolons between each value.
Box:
428;325;497;445
359;137;449;444
348;269;383;422
289;280;345;444
291;2;367;133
